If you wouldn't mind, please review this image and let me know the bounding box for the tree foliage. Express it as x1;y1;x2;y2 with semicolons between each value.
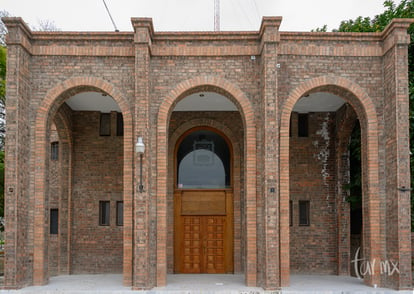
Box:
0;10;10;47
31;19;61;32
348;121;362;210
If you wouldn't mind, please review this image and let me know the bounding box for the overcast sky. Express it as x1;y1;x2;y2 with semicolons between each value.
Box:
1;0;399;32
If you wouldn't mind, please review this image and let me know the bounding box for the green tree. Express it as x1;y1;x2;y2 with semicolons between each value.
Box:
329;0;414;229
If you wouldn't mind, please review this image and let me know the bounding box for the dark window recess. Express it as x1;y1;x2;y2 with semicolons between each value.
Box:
116;112;124;136
51;141;59;161
99;201;110;226
177;130;231;189
289;200;293;226
299;200;310;226
298;113;309;137
50;209;58;234
100;113;111;136
116;201;124;226
289;114;292;137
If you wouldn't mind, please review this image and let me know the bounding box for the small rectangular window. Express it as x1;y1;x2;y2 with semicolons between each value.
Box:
99;201;110;226
100;113;111;136
299;200;310;226
116;201;124;226
116;113;124;136
298;113;309;137
51;142;59;161
50;208;58;234
289;200;293;226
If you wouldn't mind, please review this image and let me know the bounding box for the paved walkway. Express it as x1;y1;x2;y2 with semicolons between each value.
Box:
0;274;412;293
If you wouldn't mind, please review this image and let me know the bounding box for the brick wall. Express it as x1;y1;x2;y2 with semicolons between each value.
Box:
289;112;337;274
48;125;60;276
70;111;123;274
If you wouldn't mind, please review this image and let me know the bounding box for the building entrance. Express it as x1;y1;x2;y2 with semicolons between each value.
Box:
173;129;233;273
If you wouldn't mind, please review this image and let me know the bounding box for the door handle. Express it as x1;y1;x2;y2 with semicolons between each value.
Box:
202;239;207;255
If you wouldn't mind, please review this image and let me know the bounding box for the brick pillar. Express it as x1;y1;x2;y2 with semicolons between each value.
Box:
381;19;413;290
2;18;35;288
131;18;153;289
257;17;282;290
335;105;357;276
53;107;73;275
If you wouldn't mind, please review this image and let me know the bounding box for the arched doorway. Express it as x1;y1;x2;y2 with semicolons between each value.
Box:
279;76;380;287
157;76;257;287
173;127;234;273
33;78;134;286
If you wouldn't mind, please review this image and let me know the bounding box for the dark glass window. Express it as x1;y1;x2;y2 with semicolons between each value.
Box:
51;142;59;161
99;201;110;226
116;113;124;136
177;130;230;189
100;113;111;136
116;201;123;226
50;209;58;234
298;113;309;137
299;200;310;226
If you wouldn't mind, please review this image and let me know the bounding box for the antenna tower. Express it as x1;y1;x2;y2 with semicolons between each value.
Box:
214;0;220;31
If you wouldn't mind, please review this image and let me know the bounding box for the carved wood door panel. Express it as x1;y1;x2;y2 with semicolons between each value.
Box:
174;191;233;273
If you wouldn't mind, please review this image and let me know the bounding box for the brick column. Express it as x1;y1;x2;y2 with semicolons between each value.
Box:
257;17;282;290
381;19;413;290
131;18;153;290
335;105;357;276
2;18;34;288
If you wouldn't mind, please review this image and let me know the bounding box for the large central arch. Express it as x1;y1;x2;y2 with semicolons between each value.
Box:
156;76;257;286
279;75;380;287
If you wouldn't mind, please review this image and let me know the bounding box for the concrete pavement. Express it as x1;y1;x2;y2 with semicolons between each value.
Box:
0;274;412;293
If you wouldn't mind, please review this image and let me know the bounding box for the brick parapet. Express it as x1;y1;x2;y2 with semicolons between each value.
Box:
6;17;412;58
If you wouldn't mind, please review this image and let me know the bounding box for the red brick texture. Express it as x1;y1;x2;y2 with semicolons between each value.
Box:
2;16;413;291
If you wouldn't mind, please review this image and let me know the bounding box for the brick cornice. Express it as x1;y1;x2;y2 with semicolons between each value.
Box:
381;18;414;41
381;18;414;54
32;31;134;41
2;17;33;53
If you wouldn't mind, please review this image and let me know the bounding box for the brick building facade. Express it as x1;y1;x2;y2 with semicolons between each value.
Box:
2;16;413;290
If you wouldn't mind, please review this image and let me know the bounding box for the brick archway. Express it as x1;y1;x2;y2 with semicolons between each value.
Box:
33;77;134;286
156;76;257;286
279;76;380;287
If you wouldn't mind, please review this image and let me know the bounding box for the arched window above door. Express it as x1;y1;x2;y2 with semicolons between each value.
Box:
177;129;231;189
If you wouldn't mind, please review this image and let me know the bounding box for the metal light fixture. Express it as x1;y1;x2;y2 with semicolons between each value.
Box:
135;137;145;193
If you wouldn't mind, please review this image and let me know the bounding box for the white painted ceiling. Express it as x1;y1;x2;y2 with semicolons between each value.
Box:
64;91;345;113
173;92;238;111
293;92;345;113
65;92;121;112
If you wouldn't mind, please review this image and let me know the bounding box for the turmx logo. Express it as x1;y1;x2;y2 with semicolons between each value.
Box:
351;247;400;279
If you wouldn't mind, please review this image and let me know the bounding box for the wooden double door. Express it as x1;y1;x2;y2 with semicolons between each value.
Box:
174;190;233;273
